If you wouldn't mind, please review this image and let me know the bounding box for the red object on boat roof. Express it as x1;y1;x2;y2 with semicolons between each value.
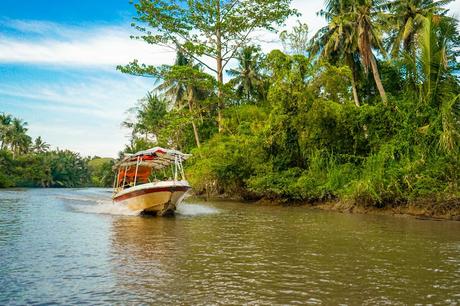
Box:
115;147;191;186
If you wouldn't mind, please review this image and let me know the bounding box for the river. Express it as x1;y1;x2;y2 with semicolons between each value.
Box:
0;188;459;304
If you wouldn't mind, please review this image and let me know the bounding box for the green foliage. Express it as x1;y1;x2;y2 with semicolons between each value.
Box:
120;0;460;210
0;149;17;187
0;113;98;188
280;21;309;55
0;148;92;188
88;157;115;187
227;46;267;103
44;150;91;188
124;0;296;73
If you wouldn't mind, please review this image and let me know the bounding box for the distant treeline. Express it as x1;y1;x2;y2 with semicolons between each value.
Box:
119;0;460;209
0;113;114;188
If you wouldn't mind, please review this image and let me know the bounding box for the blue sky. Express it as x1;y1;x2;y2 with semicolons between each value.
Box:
0;1;459;157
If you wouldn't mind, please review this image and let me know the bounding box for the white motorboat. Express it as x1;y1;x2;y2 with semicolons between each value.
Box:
112;147;191;216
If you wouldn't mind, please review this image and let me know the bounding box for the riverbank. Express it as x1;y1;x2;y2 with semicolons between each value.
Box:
197;194;460;221
314;199;460;221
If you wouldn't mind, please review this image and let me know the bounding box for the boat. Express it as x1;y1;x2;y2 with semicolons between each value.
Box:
112;147;192;216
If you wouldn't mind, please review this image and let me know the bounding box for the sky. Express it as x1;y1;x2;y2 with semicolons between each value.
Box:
0;1;459;157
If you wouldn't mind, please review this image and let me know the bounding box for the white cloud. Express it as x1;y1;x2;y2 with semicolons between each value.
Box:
0;73;152;157
0;76;150;117
0;1;326;70
0;1;458;68
447;1;460;17
0;20;175;67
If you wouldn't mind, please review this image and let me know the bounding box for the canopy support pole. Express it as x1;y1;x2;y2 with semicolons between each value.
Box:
122;165;128;189
179;157;185;180
174;155;178;182
113;167;120;190
133;156;140;186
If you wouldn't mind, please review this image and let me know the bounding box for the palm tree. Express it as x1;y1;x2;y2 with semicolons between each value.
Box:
227;46;265;103
418;14;458;104
0;113;12;150
33;136;50;153
385;0;452;86
9;118;31;158
313;0;388;105
353;0;388;104
387;0;452;56
155;52;190;109
311;0;361;106
155;52;211;148
134;92;168;139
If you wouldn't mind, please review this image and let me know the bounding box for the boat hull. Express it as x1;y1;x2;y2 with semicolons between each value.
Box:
113;181;191;216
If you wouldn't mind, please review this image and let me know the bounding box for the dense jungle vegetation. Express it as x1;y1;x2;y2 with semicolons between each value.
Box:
0;113;114;188
119;0;460;209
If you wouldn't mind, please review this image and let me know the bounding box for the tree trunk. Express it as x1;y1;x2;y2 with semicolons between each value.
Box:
188;89;201;148
351;69;360;107
216;1;224;132
346;55;360;107
369;54;387;105
217;61;224;132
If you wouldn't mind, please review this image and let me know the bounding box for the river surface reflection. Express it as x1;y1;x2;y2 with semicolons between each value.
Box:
1;188;459;304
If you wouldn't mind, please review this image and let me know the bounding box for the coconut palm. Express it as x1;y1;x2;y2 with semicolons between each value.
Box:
227;46;266;103
155;52;190;109
387;0;452;56
312;0;388;104
353;0;388;104
311;0;362;106
32;136;50;153
134;92;168;138
418;14;459;103
0;113;12;150
9;118;31;157
155;52;212;148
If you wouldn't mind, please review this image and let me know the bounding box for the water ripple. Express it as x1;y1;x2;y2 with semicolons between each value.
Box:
0;189;459;304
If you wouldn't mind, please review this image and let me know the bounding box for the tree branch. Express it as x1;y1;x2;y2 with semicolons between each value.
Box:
221;0;241;21
222;24;257;69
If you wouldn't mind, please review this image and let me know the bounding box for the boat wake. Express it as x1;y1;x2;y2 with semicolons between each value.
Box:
176;203;220;216
70;200;142;216
61;191;219;217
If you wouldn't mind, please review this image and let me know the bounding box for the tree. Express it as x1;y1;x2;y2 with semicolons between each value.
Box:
280;21;309;55
227;46;266;102
155;52;191;109
47;150;91;187
311;0;362;106
312;0;388;105
119;0;297;130
387;0;452;56
0;113;12;150
155;52;214;148
9;118;31;158
123;92;168;148
32;136;50;153
417;14;460;104
353;0;388;104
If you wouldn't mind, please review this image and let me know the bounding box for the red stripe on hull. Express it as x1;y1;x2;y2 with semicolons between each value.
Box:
113;186;190;202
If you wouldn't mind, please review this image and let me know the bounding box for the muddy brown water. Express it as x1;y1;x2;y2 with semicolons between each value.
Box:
1;188;459;304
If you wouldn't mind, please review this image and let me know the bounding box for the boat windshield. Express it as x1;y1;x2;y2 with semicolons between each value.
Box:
113;147;190;191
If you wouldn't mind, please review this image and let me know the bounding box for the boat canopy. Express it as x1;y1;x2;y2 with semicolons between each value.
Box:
116;147;191;170
114;147;190;189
